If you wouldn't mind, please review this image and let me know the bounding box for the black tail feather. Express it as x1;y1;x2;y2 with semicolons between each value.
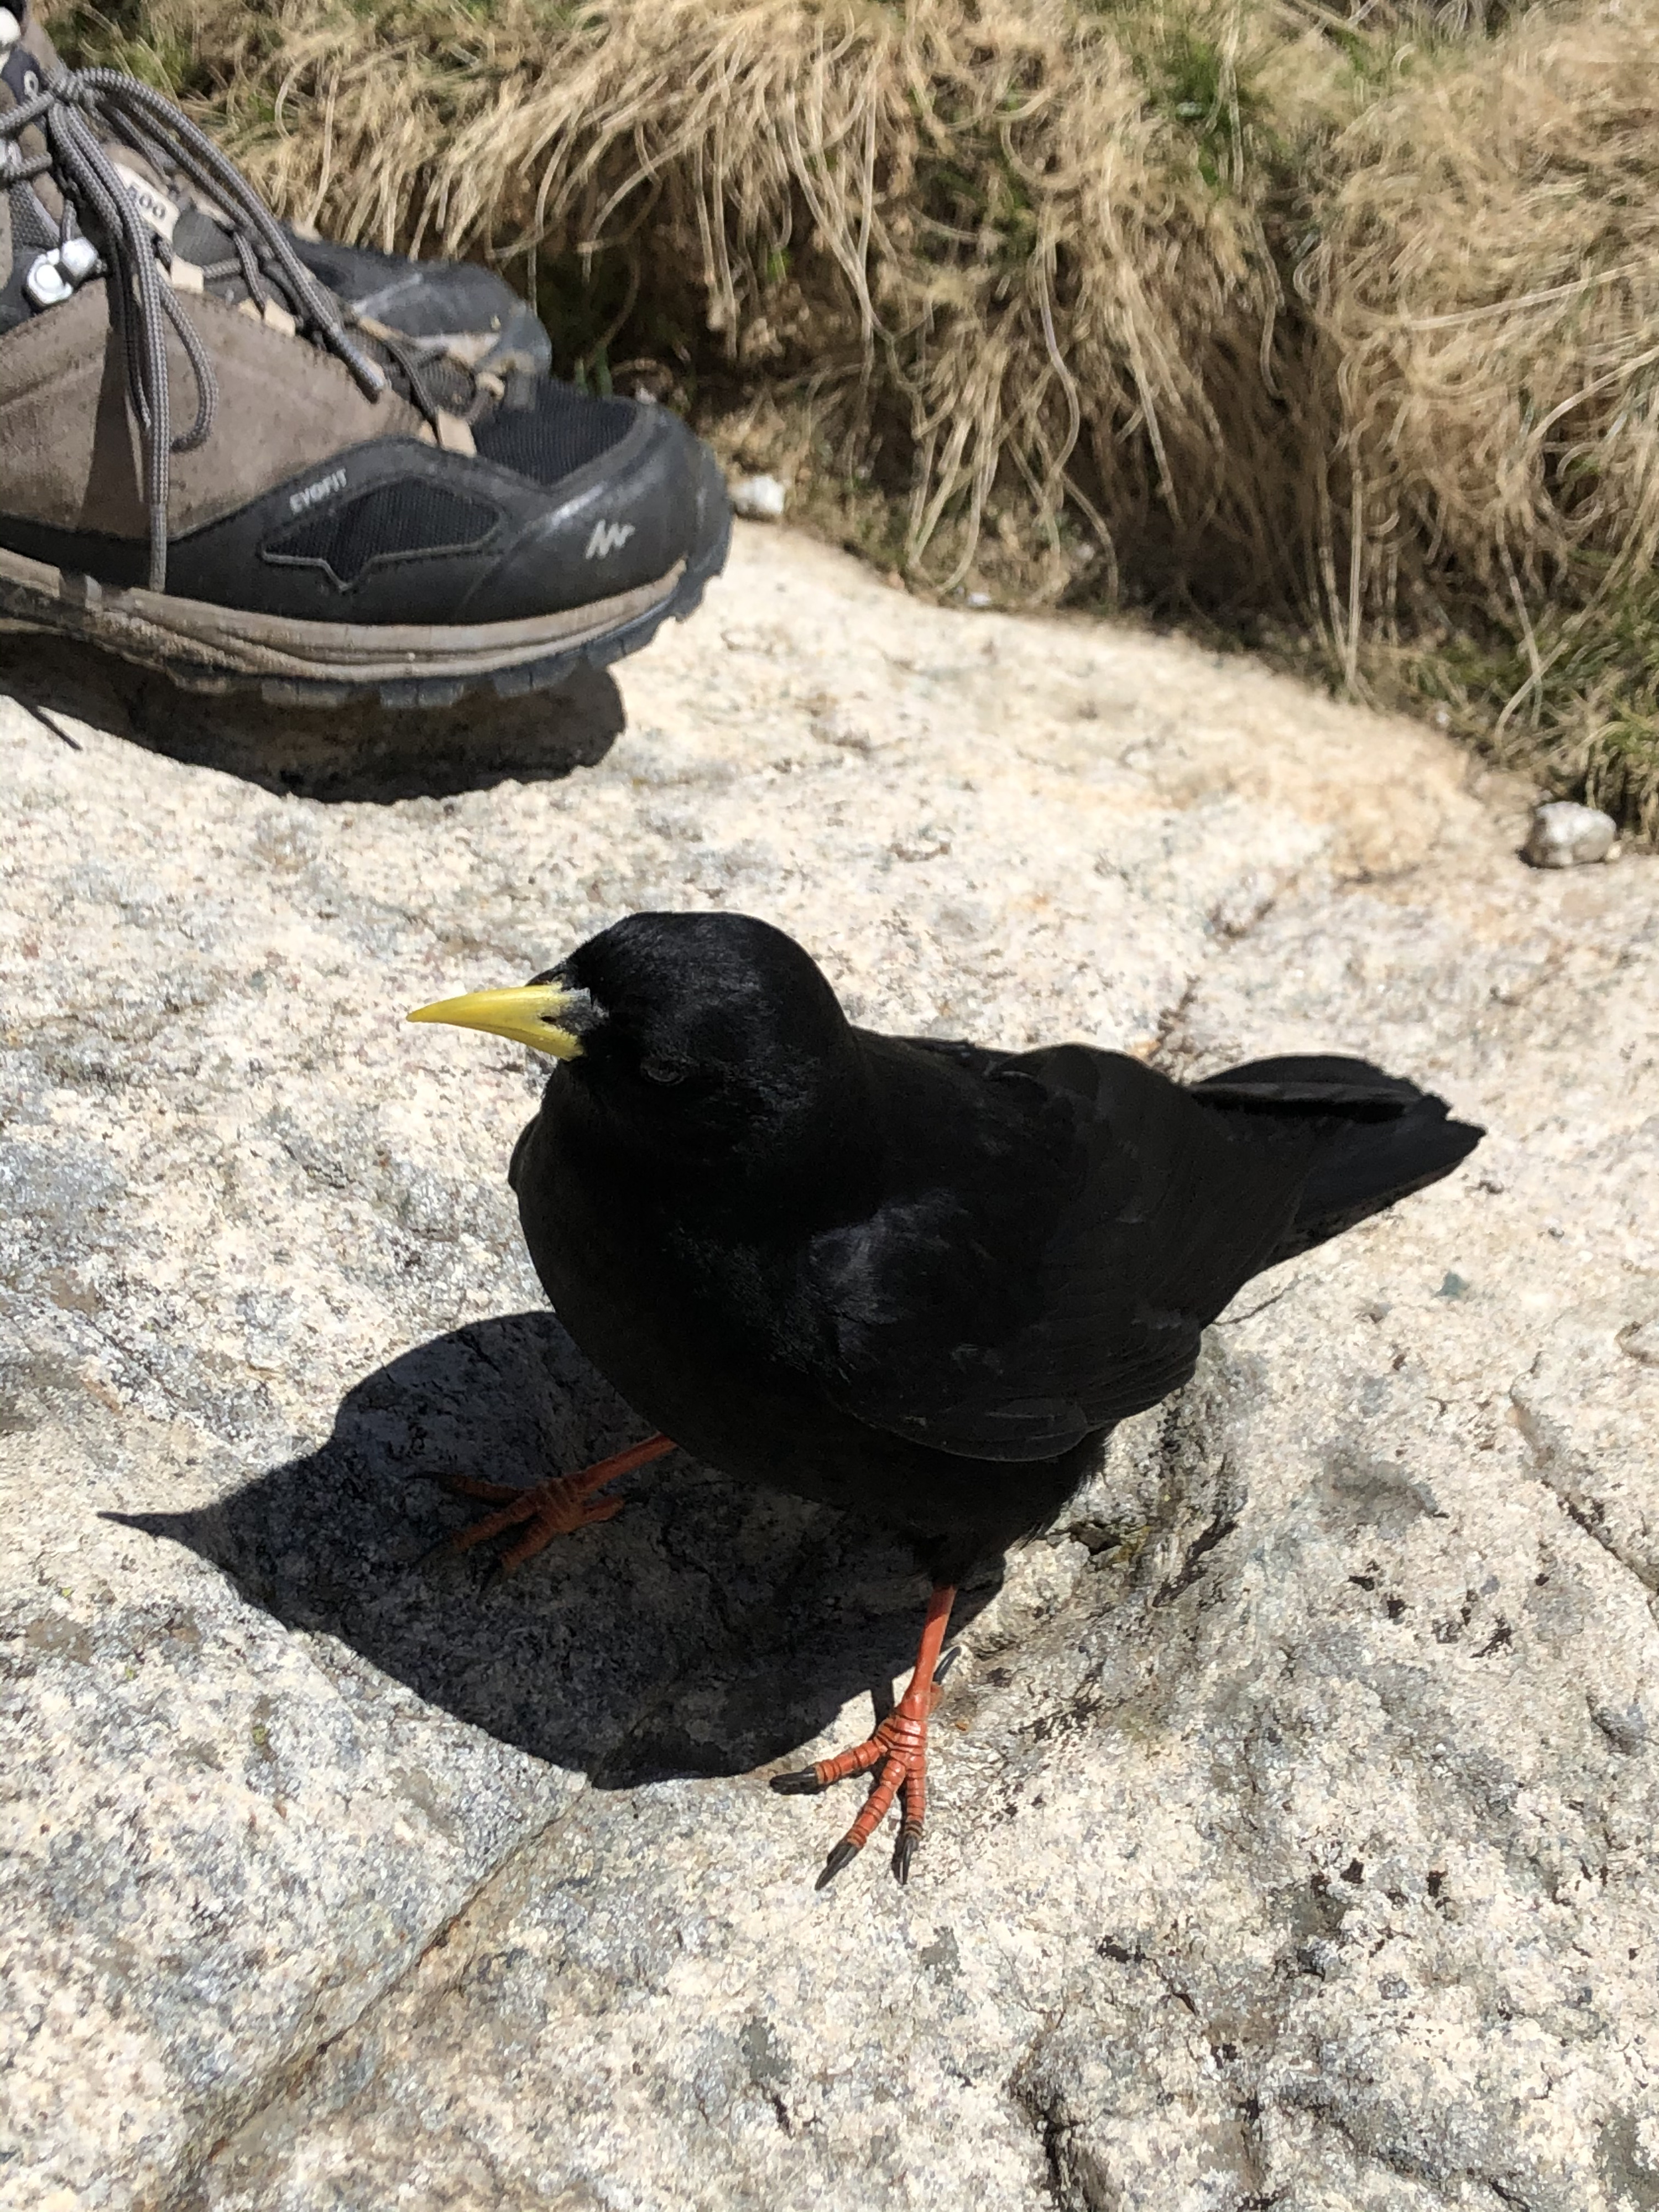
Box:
1191;1055;1483;1265
1272;1098;1483;1262
1191;1054;1423;1119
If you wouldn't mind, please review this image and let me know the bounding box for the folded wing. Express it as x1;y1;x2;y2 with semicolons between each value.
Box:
806;1040;1306;1460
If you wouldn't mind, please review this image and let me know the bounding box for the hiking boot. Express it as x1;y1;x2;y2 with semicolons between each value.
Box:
7;2;551;375
283;228;551;378
0;40;729;705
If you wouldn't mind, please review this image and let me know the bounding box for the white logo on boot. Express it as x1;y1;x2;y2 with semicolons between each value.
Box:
108;160;181;242
585;520;635;560
289;468;348;516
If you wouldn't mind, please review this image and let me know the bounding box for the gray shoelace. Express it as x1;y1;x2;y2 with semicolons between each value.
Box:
0;65;387;591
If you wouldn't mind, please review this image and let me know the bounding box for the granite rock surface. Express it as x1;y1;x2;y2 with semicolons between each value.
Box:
2;527;1656;2211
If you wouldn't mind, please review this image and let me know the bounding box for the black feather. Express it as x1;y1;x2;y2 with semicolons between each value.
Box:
1191;1054;1484;1264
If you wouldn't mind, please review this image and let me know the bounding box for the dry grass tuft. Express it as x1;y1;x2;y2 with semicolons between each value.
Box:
1308;0;1659;837
75;0;1296;600
49;0;1659;835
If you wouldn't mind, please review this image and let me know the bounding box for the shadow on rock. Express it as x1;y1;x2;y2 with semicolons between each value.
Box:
111;1311;997;1785
0;632;624;802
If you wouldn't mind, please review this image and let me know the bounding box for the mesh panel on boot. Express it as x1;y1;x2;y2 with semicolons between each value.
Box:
8;178;55;256
472;385;635;488
173;204;237;269
263;482;502;589
0;180;55;331
287;233;409;292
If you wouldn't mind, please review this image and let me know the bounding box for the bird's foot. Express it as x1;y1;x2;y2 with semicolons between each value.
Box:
773;1679;941;1887
770;1582;958;1888
424;1433;674;1575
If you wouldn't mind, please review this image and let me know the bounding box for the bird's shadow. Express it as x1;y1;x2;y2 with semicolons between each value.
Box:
111;1311;999;1786
0;630;624;802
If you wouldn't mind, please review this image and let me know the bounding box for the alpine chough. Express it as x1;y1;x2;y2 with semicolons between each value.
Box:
409;910;1482;1887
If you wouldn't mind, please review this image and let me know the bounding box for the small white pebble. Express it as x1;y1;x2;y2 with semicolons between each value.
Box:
729;474;787;521
1521;800;1618;869
965;592;992;609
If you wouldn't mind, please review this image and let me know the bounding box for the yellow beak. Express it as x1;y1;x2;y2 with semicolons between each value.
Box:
405;981;588;1058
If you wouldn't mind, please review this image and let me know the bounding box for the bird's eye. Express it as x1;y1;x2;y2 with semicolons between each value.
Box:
639;1056;688;1087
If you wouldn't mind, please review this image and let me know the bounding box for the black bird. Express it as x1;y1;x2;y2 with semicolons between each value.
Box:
408;911;1481;1887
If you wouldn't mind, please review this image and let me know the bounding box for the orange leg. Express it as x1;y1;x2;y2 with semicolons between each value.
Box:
427;1434;675;1575
771;1582;958;1888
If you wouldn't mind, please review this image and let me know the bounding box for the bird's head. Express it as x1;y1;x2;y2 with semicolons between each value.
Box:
408;910;864;1182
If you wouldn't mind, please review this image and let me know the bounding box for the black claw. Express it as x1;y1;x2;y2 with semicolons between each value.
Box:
770;1768;826;1795
415;1534;459;1569
935;1645;962;1687
815;1838;862;1891
893;1828;921;1886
